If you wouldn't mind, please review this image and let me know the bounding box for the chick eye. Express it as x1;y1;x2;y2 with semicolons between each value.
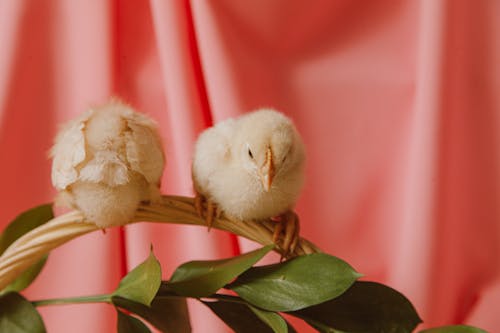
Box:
248;148;254;159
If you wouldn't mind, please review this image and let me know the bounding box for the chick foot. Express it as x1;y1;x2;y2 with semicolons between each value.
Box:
194;192;221;231
272;210;300;258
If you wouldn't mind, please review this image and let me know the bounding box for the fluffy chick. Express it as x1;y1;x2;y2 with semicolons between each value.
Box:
51;99;165;228
192;108;305;254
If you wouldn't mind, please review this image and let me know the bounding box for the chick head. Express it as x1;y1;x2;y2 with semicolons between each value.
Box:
235;109;305;192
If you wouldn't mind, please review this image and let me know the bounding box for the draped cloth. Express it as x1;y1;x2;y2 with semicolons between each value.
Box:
0;1;499;331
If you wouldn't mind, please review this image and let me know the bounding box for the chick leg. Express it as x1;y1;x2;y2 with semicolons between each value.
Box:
194;191;220;231
194;191;204;217
205;198;216;231
272;210;300;257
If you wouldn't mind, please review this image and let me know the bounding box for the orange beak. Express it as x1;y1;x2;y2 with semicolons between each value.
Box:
260;147;275;192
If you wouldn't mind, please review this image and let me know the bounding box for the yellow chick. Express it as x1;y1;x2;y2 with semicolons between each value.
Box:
192;109;305;254
50;99;165;228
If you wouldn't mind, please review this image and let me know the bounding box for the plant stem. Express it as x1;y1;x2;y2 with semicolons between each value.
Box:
32;292;248;308
32;294;112;307
202;293;249;305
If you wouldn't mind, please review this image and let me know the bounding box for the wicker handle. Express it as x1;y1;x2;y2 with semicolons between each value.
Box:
0;195;321;291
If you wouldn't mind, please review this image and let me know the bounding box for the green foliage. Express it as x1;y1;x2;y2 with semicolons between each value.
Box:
109;250;192;332
419;325;489;333
0;204;491;333
228;253;361;311
203;295;296;333
0;204;53;293
0;204;53;254
204;299;279;333
116;309;151;333
247;305;288;333
2;256;48;294
112;249;161;306
113;295;191;333
0;292;46;333
290;281;422;333
166;245;273;297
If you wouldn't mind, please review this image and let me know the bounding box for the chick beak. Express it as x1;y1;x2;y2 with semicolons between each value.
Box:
260;148;275;192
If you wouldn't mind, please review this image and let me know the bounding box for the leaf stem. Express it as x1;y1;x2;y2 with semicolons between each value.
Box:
155;292;250;306
202;294;250;305
32;294;112;307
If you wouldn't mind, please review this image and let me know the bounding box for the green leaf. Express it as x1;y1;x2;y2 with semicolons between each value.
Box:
0;204;53;293
228;253;361;311
113;295;191;333
0;292;46;333
2;256;48;293
113;250;161;306
420;325;488;333
248;305;288;333
117;309;151;333
204;299;275;333
290;281;422;333
0;204;53;254
203;297;291;333
306;320;343;333
166;245;273;297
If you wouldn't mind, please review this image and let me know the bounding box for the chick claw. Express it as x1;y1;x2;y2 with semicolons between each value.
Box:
194;192;221;231
272;211;300;258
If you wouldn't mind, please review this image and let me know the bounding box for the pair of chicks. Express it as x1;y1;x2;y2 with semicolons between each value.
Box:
51;100;305;255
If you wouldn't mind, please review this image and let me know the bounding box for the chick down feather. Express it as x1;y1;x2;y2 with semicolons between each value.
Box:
192;108;305;221
51;100;165;228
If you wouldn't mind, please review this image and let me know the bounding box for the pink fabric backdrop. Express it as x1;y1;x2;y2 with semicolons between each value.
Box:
1;0;499;332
